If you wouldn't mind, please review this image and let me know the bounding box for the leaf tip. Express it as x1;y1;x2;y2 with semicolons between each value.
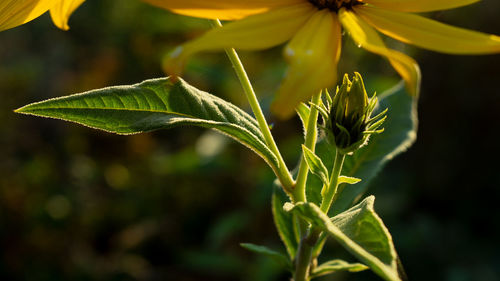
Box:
240;243;251;249
362;195;376;211
283;202;295;213
365;195;375;204
301;144;310;153
14;105;30;114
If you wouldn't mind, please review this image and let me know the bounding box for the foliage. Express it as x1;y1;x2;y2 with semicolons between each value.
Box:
2;1;500;281
17;72;417;280
285;197;400;281
16;77;279;168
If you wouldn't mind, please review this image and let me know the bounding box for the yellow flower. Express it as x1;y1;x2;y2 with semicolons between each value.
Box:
0;0;85;32
145;0;500;118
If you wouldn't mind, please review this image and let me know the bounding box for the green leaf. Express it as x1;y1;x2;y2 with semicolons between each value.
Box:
272;184;299;259
240;243;291;270
16;77;278;168
338;176;361;185
302;145;329;186
296;102;310;136
311;259;368;278
331;196;399;279
286;197;401;281
307;81;418;214
333;82;417;214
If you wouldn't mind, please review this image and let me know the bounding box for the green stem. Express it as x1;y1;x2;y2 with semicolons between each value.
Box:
311;232;328;260
211;19;295;192
294;228;322;281
293;92;322;203
294;151;346;281
320;150;346;213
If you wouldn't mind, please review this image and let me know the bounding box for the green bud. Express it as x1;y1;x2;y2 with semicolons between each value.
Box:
345;72;368;119
332;75;349;123
324;72;387;154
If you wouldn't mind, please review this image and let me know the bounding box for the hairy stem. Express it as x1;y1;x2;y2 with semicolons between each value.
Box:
293;92;322;203
294;150;346;280
293;93;322;272
211;19;295;192
294;228;322;281
320;150;346;213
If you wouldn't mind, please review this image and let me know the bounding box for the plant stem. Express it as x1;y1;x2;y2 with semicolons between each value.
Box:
211;19;295;192
294;228;322;281
294;151;346;281
293;92;322;203
320;150;346;213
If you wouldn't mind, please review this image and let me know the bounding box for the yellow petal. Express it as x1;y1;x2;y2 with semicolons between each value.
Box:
271;10;341;119
0;0;58;31
164;3;316;75
355;5;500;54
361;0;480;12
339;9;421;96
142;0;303;20
50;0;85;30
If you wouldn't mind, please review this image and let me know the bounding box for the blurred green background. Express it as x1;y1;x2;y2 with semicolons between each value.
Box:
1;1;499;280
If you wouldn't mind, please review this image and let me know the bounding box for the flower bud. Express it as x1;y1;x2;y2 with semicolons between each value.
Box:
324;72;386;154
345;72;368;119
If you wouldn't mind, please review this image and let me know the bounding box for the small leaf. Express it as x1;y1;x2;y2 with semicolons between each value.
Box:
296;102;310;137
272;185;299;259
324;88;333;109
311;259;368;278
302;145;329;186
338;176;361;185
308;101;330;123
240;243;291;270
16;77;278;168
287;197;401;281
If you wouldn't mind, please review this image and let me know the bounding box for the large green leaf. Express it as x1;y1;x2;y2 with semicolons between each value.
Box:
16;77;278;167
307;81;418;214
335;82;417;214
285;196;400;281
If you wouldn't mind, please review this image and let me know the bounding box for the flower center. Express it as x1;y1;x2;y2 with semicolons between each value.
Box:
308;0;363;11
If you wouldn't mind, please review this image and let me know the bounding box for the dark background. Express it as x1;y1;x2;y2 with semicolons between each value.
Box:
1;1;499;280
